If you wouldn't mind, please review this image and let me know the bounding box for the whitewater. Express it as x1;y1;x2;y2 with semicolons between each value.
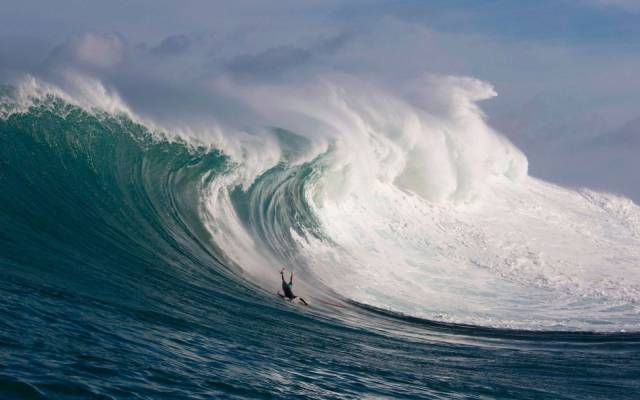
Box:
1;74;639;399
190;74;638;331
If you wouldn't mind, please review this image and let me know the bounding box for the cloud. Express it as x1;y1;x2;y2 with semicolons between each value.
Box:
47;33;127;71
223;30;355;81
0;36;52;80
533;113;640;200
591;116;640;148
312;31;355;54
151;34;193;56
226;46;312;80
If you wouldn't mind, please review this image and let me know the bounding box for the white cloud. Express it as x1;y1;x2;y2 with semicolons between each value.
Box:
48;33;127;71
72;33;126;68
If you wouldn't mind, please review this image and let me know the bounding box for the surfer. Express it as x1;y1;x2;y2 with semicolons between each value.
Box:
278;269;308;305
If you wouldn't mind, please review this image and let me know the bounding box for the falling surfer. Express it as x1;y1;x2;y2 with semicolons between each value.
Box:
278;268;308;305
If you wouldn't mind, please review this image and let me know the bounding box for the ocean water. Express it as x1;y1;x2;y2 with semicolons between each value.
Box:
1;84;640;399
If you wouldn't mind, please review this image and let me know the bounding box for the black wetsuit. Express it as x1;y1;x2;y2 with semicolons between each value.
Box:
282;281;295;299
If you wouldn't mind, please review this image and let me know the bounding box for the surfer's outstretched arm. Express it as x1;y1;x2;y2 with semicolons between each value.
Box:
289;271;293;285
298;297;308;306
280;268;286;283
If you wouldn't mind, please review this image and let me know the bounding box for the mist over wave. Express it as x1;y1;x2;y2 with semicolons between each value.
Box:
2;73;640;332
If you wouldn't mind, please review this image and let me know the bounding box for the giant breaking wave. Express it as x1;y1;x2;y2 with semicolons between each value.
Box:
2;75;639;332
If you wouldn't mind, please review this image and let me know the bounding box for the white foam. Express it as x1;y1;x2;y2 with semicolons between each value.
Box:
200;75;640;330
222;75;526;202
303;176;640;331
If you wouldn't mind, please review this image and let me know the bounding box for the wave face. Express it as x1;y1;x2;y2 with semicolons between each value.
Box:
1;81;640;399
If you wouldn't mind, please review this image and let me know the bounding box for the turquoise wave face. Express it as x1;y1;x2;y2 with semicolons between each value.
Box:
0;93;236;306
0;91;328;310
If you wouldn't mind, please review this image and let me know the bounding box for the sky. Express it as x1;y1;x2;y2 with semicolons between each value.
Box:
1;0;639;200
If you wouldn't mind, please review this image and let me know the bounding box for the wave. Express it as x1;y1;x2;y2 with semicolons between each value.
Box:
1;76;639;333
